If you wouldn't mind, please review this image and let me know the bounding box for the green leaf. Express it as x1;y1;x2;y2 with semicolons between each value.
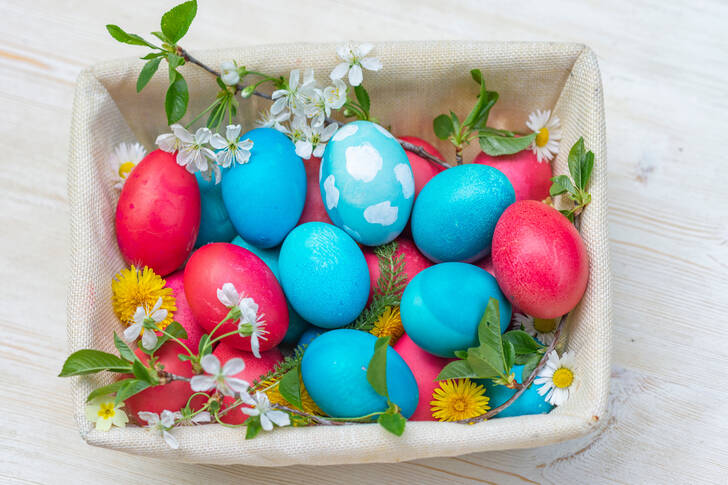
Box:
464;70;498;130
354;85;370;112
114;379;151;405
502;330;544;355
279;365;303;410
378;409;406;436
105;25;156;48
468;299;508;378
550;174;577;197
206;100;225;130
140;322;186;356
568;137;587;188
165;72;189;124
178;353;193;361
58;350;131;377
151;31;170;43
433;114;454;140
449;111;461;134
245;415;262;439
435;360;478;381
167;53;184;73
140;52;164;60
160;0;198;43
453;350;468;359
581;151;595;191
113;333;136;362
132;360;156;384
86;379;131;402
470;68;483;84
367;336;391;398
479;127;515;137
137;57;162;93
503;340;515;372
521;353;543;382
198;334;211;357
479;132;536;156
165;321;188;340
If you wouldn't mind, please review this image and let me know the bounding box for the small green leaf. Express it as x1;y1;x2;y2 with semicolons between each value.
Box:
114;333;136;362
470;68;483;84
568;137;586;188
449;111;461;134
105;25;156;48
581;151;595;191
479;132;536;156
86;379;131;402
521;353;543;382
433;114;454;140
503;340;515;372
140;52;164;60
137;57;161;93
167;53;184;73
165;321;188;340
150;31;170;43
479;127;515;137
132;360;156;384
435;360;477;381
160;0;198;43
354;85;370;112
550;174;577;197
115;379;151;405
198;334;211;357
165;72;189;124
279;365;303;410
367;336;391;398
178;353;193;361
502;330;544;355
245;415;263;439
59;350;131;377
378;410;406;436
453;350;468;359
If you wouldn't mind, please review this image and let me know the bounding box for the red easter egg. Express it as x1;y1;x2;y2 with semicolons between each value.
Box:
473;149;552;202
364;238;432;301
399;136;445;197
165;271;205;350
492;201;588;318
214;342;283;424
183;243;288;352
115;150;201;276
298;157;332;225
393;334;454;421
472;255;495;276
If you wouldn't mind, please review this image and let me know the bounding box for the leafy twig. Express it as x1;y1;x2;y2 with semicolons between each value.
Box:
397;140;450;168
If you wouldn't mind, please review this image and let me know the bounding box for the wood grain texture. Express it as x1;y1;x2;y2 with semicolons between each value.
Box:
1;0;727;483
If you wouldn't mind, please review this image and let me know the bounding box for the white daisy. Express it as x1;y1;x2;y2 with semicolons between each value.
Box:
216;283;269;358
330;43;382;86
534;351;576;406
513;313;560;346
241;391;291;431
526;109;562;163
123;297;167;350
293;117;338;159
108;142;146;189
138;410;181;449
305;79;347;127
271;69;316;116
257;109;290;133
209;124;253;168
85;396;129;431
189;354;250;396
220;61;240;86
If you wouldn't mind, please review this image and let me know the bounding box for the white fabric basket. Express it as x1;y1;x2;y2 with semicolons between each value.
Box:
67;41;611;465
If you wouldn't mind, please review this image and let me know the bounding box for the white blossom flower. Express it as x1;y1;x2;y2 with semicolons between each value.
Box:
123;297;167;350
209;124;253;168
155;123;188;153
293;117;338;159
271;69;316;116
85;396;128;431
108;142;146;189
513;313;560;346
217;283;269;358
220;61;240;86
241;391;291;431
534;351;576;406
189;354;250;396
330;43;382;86
256;108;290;133
305;79;347;127
138;410;181;449
526;109;562;163
175;126;217;176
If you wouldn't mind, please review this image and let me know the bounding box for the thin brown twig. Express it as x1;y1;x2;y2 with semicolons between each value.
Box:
398;140;451;168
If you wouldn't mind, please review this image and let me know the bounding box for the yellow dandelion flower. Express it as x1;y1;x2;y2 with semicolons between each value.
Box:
430;379;490;422
370;306;404;344
259;376;324;423
111;265;176;330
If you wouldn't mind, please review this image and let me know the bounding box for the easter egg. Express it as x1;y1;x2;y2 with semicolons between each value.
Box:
473;149;552;202
492;201;588;318
165;271;205;350
400;262;511;357
321;121;414;246
231;235;309;345
363;238;432;301
398;135;445;197
393;334;454;421
115;149;200;276
480;365;553;418
183;243;288;352
297;326;327;348
194;172;236;248
411;164;515;263
297;157;332;225
222;128;306;248
279;222;369;328
301;329;418;418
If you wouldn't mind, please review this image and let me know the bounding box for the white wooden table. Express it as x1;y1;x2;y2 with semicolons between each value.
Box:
1;0;727;483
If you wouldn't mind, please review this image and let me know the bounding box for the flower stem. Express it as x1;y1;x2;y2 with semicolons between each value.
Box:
184;98;220;130
397;140;451;168
207;329;242;346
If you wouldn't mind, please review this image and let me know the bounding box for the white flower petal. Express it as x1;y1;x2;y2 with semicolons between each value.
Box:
163;430;179;449
348;64;363;86
267;410;291;427
190;375;216;392
226;124;242;141
358;43;374;56
250;335;261;359
200;354;221;375
360;56;382;71
221;358;245;377
330;62;349;81
241;407;259;416
260;413;273;431
141;330;158;350
138;412;159;426
151;308;167;322
295;140;313;159
209;133;228;150
192;412;211;424
123;323;142;342
226;377;251;394
172;124;194;143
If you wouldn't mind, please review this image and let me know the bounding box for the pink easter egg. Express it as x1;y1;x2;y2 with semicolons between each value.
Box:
393;334;454;421
398;136;446;197
364;238;432;301
165;271;205;350
115;149;201;276
183;243;289;353
298;156;332;225
473;149;552;202
492;201;588;318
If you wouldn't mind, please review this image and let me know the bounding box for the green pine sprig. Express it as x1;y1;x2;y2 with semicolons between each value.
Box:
549;137;595;222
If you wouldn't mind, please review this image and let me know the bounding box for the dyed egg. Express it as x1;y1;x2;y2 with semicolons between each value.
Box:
115;149;200;276
183;243;288;352
297;157;332;225
165;271;205;350
194;172;236;248
222;128;306;248
301;329;418;418
400;262;511;357
480;365;553;418
398;135;446;197
363;238;432;301
320;121;414;246
297;326;327;348
411;164;515;262
473;149;552;202
279;222;369;328
231;235;309;345
492;201;588;318
393;334;454;421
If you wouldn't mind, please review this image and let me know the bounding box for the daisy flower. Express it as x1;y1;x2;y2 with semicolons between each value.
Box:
241;391;291;431
305;79;347;127
271;69;316;116
217;283;269;358
108;142;146;189
138;410;181;449
256;109;290;133
534;351;576;406
293;117;338;159
513;313;560;346
526;109;562;163
123;297;168;350
189;354;250;396
85;396;128;431
175;126;217;176
330;43;382;86
155;123;187;153
111;265;176;329
220;60;240;86
209;124;253;168
370;306;404;344
430;379;490;422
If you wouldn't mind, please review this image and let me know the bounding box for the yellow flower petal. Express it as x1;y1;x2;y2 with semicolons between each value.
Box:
430;379;490;422
111;265;176;330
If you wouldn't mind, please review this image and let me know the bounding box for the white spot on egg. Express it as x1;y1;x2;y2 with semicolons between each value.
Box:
332;124;358;142
323;175;339;209
364;201;398;226
394;163;414;199
345;143;382;182
318;158;323;182
373;123;395;139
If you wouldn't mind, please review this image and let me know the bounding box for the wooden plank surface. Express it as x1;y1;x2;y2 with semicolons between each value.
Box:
1;0;727;483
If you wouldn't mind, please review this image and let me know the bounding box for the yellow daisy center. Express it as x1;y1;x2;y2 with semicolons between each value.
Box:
370;306;404;344
534;318;556;333
430;379;490;422
118;161;136;179
536;127;550;147
98;402;115;419
261;377;324;424
552;368;574;388
111;265;176;329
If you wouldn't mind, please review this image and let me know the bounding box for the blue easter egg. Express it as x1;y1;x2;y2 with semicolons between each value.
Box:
321;121;414;246
279;222;370;328
194;172;237;248
301;329;419;418
400;262;511;357
222;128;306;248
480;365;553;418
297;326;327;348
412;164;515;262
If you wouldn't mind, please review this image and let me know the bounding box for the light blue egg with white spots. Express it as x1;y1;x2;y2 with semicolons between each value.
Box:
194;172;237;248
479;365;554;418
320;120;414;246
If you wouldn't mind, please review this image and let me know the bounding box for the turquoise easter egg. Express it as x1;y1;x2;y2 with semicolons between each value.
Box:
194;172;237;248
230;235;308;345
301;329;418;418
297;326;327;348
412;164;515;262
400;262;511;357
321;121;414;246
222;128;306;248
279;222;370;328
480;365;553;418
